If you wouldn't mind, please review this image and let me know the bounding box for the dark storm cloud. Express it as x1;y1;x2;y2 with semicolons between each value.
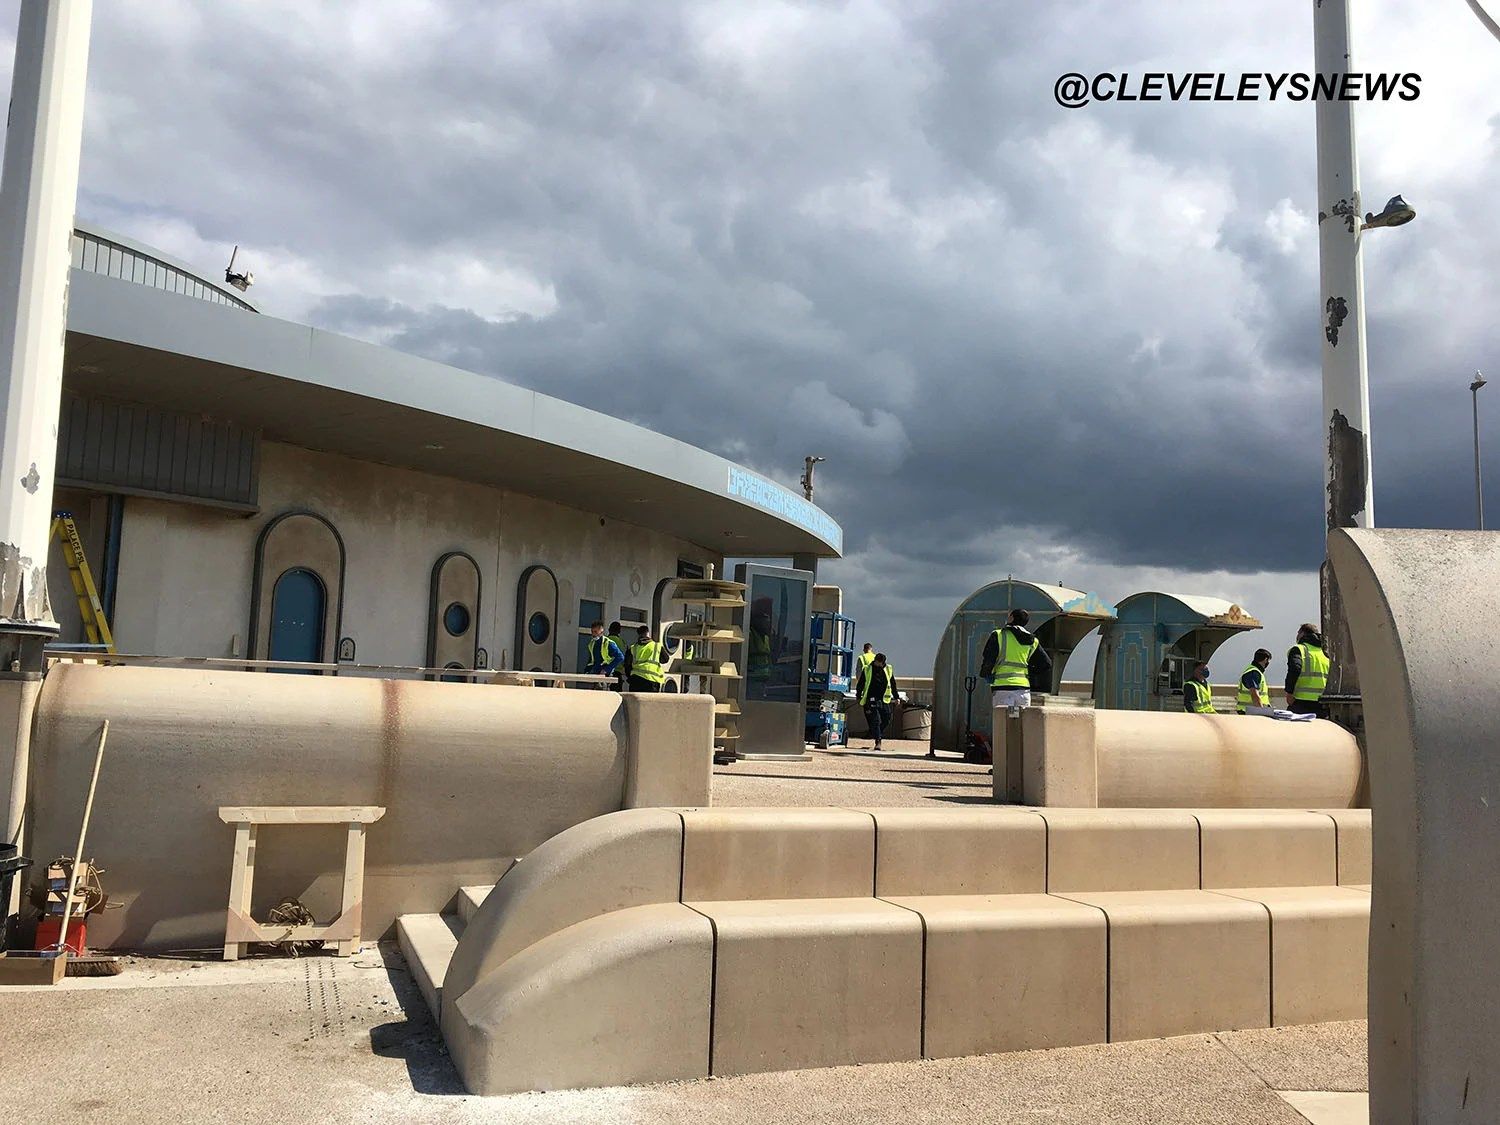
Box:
2;0;1494;670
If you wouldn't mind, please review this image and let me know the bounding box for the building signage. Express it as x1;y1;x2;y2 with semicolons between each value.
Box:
725;466;843;553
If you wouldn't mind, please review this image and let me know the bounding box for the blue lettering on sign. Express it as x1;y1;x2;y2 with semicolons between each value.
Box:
726;466;843;552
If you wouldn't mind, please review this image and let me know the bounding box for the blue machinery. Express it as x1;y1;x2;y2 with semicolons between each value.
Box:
806;611;855;747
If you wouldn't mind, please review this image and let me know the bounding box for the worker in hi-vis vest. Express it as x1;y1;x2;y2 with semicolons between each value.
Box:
978;608;1052;718
856;643;875;682
584;621;624;690
606;622;629;687
1284;622;1332;719
626;625;668;694
856;651;898;751
1184;661;1215;714
1236;648;1274;715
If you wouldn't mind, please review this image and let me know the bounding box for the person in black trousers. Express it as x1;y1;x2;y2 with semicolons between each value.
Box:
857;652;898;751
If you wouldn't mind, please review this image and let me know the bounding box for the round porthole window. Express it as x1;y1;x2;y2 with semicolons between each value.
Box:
443;602;471;637
528;612;551;645
440;662;466;684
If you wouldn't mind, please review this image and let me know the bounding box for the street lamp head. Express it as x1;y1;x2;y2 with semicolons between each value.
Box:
1362;194;1416;231
1473;371;1487;393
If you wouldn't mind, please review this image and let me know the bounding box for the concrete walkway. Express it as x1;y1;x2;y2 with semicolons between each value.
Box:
714;741;994;807
0;941;1368;1124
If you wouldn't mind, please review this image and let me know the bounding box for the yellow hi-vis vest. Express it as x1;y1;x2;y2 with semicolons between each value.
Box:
859;664;894;705
1185;679;1215;714
990;628;1038;689
1294;643;1330;701
630;640;666;684
748;631;772;681
1236;664;1266;712
589;635;619;669
857;651;874;677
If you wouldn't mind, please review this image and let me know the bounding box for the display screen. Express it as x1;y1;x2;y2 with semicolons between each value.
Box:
745;574;808;704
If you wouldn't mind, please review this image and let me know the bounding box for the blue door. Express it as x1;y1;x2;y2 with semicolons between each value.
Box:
269;567;326;671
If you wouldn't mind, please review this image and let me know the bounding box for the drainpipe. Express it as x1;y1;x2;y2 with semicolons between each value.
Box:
1313;0;1370;702
0;1;93;862
101;493;123;625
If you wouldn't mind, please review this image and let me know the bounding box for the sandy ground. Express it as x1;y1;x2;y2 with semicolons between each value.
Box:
0;743;1368;1123
0;943;1365;1124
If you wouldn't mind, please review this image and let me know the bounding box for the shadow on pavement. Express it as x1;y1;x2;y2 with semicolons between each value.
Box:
371;941;467;1097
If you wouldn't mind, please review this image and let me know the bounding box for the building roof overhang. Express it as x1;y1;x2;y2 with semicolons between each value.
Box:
62;269;842;558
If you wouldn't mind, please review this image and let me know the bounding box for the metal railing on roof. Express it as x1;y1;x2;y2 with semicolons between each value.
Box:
43;649;614;684
70;229;257;313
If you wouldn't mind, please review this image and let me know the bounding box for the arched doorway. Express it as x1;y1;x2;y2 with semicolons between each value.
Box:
268;567;326;671
514;565;559;673
248;509;346;667
427;551;482;677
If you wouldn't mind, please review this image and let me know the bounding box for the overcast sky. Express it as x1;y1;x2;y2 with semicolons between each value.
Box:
4;0;1497;683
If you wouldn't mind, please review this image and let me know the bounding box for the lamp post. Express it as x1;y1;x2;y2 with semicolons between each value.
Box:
800;455;825;502
1312;0;1413;705
1473;372;1487;530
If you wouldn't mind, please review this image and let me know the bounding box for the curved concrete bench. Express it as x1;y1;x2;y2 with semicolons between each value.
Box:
1331;528;1500;1123
416;805;1372;1094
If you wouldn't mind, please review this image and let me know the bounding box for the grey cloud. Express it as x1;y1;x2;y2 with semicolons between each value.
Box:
1;0;1493;672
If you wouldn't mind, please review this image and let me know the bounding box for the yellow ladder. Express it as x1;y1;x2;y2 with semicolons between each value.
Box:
50;511;115;653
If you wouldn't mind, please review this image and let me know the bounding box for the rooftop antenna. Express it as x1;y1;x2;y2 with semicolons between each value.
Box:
801;455;826;501
224;246;254;293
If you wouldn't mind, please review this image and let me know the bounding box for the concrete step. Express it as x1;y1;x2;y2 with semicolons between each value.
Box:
396;912;463;1025
457;885;493;925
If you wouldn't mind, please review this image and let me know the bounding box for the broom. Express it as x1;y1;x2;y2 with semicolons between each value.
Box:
54;720;122;976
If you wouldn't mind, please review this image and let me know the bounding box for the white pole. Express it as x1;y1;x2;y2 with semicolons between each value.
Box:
0;0;93;646
0;0;92;876
1315;0;1373;532
1313;0;1370;699
53;718;107;961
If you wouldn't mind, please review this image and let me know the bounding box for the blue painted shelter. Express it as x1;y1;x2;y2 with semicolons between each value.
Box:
931;579;1116;754
1092;592;1261;711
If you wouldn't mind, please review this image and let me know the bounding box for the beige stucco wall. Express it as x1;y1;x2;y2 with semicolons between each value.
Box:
25;662;712;950
99;440;719;668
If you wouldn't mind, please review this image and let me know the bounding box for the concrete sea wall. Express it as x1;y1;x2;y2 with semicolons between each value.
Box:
24;663;712;950
1012;708;1363;808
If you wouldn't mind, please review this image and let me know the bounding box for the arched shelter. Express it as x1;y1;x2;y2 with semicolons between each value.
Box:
931;579;1115;754
1092;592;1261;711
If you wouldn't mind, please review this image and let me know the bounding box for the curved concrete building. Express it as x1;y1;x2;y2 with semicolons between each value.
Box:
49;222;841;673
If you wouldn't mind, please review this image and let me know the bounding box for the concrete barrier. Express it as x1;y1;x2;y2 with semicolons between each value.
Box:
1331;528;1500;1123
1014;707;1363;808
23;663;713;949
428;805;1371;1093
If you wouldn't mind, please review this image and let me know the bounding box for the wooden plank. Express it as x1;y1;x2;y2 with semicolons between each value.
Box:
0;952;67;986
337;822;366;956
218;806;386;824
222;821;254;961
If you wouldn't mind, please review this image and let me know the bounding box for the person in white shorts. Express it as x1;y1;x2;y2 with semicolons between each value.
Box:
979;608;1052;716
